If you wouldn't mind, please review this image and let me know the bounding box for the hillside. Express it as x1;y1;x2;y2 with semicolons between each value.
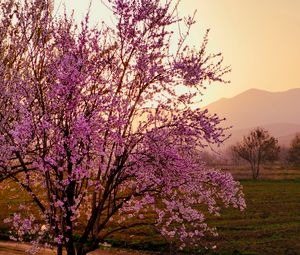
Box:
205;88;300;148
223;123;300;148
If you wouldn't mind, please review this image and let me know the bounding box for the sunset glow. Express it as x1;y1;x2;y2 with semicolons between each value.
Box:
55;0;300;105
1;1;300;254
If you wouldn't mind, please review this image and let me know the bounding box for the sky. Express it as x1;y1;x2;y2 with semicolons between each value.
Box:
54;0;300;106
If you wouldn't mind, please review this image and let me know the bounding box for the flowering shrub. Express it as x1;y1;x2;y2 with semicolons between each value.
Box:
0;0;245;254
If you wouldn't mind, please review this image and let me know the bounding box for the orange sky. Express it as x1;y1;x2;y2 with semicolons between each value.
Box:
55;0;300;106
183;0;300;106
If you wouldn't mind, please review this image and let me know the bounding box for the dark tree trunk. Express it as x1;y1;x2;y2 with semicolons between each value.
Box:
76;243;87;255
251;164;257;180
76;239;100;255
65;240;76;255
65;178;76;255
250;161;260;180
57;244;63;255
255;167;260;179
76;246;88;255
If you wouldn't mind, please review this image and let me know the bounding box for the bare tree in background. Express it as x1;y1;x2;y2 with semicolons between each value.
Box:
232;127;280;179
287;134;300;167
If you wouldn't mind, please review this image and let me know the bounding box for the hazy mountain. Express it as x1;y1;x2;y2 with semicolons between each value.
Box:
222;123;300;148
205;88;300;148
278;132;300;147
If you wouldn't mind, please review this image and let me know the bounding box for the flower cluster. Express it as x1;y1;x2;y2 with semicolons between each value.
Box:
0;0;245;254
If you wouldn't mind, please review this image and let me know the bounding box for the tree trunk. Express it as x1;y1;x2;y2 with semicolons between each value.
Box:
76;247;90;255
255;166;260;179
76;239;100;255
251;165;257;180
76;244;87;255
255;162;260;179
57;244;63;255
66;240;76;255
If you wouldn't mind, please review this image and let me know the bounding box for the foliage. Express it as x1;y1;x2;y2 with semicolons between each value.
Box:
232;128;280;179
0;0;245;254
287;134;300;166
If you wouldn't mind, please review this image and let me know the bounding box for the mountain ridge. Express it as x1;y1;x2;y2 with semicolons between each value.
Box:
204;87;300;148
210;87;300;103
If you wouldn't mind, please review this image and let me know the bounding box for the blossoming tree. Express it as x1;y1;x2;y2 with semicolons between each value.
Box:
0;0;245;254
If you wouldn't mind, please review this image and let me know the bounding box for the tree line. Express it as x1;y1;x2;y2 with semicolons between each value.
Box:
201;127;300;180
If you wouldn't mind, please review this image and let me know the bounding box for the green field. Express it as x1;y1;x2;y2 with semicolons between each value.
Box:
1;170;300;255
211;179;300;255
100;179;300;255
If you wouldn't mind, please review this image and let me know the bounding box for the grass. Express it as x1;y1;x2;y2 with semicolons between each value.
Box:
102;178;300;254
0;168;300;254
0;181;34;241
209;179;300;255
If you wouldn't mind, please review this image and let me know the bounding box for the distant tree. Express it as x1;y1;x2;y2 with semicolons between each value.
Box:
278;146;289;165
287;134;300;166
232;128;280;179
226;145;244;166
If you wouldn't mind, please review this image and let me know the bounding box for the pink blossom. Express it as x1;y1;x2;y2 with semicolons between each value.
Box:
0;0;245;254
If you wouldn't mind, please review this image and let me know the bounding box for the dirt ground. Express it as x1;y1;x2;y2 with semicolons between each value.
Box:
0;241;156;255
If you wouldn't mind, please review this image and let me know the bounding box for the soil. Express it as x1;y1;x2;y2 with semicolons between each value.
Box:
0;241;157;255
